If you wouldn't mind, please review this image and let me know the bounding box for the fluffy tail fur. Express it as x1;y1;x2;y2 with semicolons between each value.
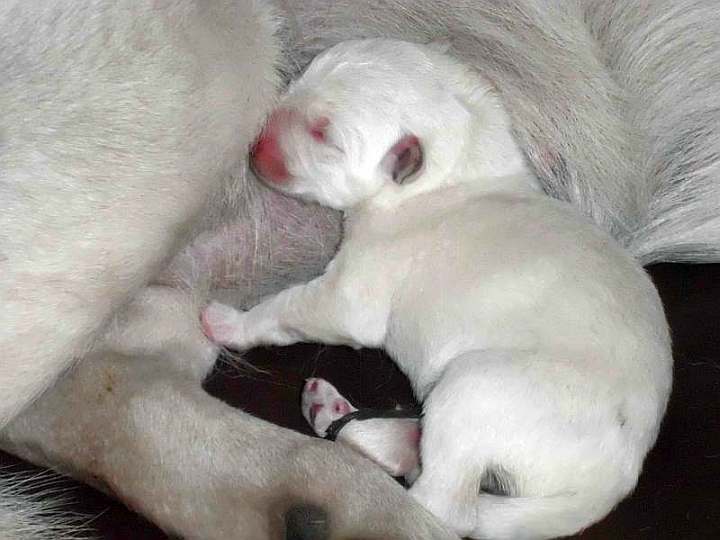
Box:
468;491;616;540
281;0;720;264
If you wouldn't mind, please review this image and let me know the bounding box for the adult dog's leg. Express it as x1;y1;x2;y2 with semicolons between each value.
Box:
0;0;280;425
0;338;456;539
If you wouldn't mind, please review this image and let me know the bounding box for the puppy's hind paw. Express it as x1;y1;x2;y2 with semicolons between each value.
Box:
301;378;357;438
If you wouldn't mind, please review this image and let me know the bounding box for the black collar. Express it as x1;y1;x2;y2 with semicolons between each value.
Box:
324;406;422;441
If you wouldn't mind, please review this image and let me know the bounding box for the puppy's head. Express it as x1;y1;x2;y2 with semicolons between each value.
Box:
251;38;507;210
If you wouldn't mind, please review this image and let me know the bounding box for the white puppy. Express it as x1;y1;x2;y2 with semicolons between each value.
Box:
202;39;672;540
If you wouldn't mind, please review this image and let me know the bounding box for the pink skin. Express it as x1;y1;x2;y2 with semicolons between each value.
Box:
301;378;356;437
308;117;330;143
408;422;422;447
384;134;423;182
199;302;240;346
199;309;217;342
250;109;293;183
250;109;331;184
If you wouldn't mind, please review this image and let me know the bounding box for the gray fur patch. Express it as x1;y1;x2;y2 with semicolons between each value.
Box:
479;464;517;497
284;504;329;540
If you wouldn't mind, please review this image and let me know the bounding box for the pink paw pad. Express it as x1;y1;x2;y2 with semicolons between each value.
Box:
301;378;357;437
200;302;240;345
332;399;351;416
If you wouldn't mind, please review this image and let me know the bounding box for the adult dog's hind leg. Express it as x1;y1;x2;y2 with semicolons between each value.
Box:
0;348;457;539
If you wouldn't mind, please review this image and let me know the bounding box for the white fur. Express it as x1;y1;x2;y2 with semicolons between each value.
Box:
0;469;90;540
204;39;673;539
0;3;456;539
264;40;533;208
0;0;281;425
300;378;421;479
280;0;720;263
2;1;720;538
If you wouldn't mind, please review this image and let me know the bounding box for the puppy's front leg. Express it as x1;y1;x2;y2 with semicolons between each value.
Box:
203;265;382;350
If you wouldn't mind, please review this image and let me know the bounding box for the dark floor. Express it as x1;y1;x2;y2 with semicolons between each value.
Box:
1;263;719;539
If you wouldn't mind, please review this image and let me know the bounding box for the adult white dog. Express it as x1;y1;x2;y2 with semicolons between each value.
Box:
1;1;719;539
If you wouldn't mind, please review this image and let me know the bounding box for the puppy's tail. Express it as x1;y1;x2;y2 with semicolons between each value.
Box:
0;468;90;540
469;491;613;540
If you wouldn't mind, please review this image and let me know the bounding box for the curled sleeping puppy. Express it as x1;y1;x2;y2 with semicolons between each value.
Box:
201;39;672;539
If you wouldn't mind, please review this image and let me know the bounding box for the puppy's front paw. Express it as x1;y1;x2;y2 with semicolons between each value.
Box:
200;302;245;347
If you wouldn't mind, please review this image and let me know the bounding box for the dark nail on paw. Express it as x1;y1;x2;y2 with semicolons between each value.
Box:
284;504;329;540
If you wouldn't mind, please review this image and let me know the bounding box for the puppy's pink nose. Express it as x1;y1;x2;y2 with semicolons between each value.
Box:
250;111;291;183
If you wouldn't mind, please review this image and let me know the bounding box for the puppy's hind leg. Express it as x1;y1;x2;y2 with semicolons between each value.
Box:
1;352;456;540
301;378;421;479
301;378;357;437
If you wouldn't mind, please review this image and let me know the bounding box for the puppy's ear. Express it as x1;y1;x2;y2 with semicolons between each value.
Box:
381;134;424;185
